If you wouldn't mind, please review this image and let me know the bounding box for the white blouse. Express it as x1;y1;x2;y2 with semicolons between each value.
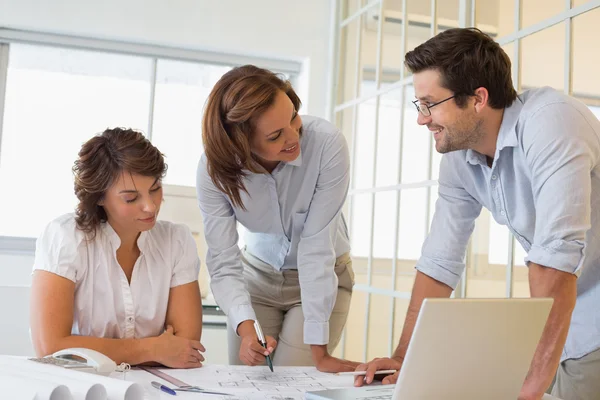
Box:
32;213;201;339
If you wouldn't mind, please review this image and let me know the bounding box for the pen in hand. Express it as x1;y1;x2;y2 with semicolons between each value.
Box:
253;320;274;372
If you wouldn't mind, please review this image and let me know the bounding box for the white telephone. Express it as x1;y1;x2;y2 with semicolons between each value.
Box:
30;348;117;376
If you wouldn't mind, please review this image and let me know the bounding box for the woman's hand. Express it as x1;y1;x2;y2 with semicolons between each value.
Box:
153;325;205;369
239;333;277;366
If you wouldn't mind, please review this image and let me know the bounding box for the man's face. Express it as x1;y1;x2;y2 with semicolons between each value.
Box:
413;69;482;153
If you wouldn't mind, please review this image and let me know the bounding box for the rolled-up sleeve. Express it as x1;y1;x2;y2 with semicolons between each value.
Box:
297;130;350;345
415;155;482;289
196;157;256;331
522;103;600;276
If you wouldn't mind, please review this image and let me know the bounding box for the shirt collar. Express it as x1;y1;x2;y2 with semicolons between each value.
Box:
286;149;303;167
101;221;148;252
465;95;523;166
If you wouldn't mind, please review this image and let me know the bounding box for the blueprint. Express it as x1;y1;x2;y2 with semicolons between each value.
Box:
131;365;353;399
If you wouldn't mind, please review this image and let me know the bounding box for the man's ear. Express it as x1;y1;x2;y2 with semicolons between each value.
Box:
473;87;490;112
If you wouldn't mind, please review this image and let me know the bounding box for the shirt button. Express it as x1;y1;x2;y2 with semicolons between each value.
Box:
127;317;134;322
500;210;506;216
491;175;497;180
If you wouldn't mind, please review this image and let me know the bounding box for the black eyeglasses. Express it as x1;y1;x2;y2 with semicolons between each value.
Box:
412;95;457;117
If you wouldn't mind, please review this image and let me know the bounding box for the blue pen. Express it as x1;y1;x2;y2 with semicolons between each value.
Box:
151;381;177;396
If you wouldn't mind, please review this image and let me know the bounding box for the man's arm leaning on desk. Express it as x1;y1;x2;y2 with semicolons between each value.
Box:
354;154;481;386
354;271;452;386
518;264;576;400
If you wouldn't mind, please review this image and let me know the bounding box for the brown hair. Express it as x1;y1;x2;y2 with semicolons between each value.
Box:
404;27;517;109
202;65;301;209
72;128;167;235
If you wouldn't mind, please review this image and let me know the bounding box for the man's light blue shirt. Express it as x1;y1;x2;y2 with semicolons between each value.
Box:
196;116;351;345
418;87;600;361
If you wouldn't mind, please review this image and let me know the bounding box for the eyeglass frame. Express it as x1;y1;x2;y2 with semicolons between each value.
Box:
412;94;457;117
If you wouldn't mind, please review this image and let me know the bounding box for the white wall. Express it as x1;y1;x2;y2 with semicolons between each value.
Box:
0;0;334;118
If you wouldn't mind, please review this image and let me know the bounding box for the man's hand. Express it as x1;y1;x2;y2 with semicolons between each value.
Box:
354;357;403;387
310;344;359;373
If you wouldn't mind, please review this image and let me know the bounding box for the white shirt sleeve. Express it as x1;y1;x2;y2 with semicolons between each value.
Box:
32;214;84;283
169;224;201;288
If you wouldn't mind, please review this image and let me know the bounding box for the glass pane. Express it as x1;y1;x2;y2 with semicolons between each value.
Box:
574;0;596;6
522;0;565;28
372;191;399;265
0;44;152;237
572;7;600;103
381;0;406;83
342;285;367;361
392;297;411;347
359;7;381;98
336;107;358;188
367;293;393;360
501;42;517;89
337;19;360;104
350;193;373;258
468;212;507;298
434;0;460;34
521;23;566;91
401;85;429;183
397;188;428;260
341;0;360;20
476;0;503;39
152;60;230;187
353;100;377;189
375;88;402;186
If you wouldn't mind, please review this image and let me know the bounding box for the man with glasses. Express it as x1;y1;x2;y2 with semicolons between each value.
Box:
354;28;600;400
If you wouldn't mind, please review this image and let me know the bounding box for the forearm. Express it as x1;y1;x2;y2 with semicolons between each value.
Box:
392;271;453;360
523;263;577;396
36;335;158;366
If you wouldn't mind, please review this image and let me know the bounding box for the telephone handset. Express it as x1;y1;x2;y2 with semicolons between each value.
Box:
29;348;117;376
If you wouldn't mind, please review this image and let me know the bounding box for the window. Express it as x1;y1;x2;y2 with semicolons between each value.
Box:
0;39;299;238
350;83;432;259
0;44;152;237
151;60;232;187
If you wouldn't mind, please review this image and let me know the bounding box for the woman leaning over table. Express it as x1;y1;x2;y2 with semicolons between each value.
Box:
197;65;359;372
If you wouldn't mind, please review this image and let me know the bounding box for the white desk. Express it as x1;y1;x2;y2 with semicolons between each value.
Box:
118;365;564;400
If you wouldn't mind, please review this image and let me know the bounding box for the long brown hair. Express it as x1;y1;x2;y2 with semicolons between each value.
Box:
405;28;517;109
202;65;301;209
72;128;167;236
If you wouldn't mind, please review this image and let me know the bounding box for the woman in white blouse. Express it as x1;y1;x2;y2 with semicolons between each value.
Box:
30;128;205;369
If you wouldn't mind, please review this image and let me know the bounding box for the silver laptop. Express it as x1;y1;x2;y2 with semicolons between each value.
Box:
306;298;553;400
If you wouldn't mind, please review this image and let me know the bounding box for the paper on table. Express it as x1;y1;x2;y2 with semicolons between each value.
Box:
0;356;143;400
134;365;352;400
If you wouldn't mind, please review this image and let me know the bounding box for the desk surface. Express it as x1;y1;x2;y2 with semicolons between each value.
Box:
118;364;564;400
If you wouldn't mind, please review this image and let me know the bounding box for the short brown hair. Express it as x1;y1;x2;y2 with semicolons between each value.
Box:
202;65;301;209
405;27;517;109
72;128;167;235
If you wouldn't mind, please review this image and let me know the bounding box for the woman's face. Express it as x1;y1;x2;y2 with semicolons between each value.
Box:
99;171;163;235
250;90;302;170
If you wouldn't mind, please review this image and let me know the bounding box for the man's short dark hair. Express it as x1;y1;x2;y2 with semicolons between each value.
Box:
405;27;517;109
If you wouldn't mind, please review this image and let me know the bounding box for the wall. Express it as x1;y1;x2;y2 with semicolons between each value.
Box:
0;0;334;118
